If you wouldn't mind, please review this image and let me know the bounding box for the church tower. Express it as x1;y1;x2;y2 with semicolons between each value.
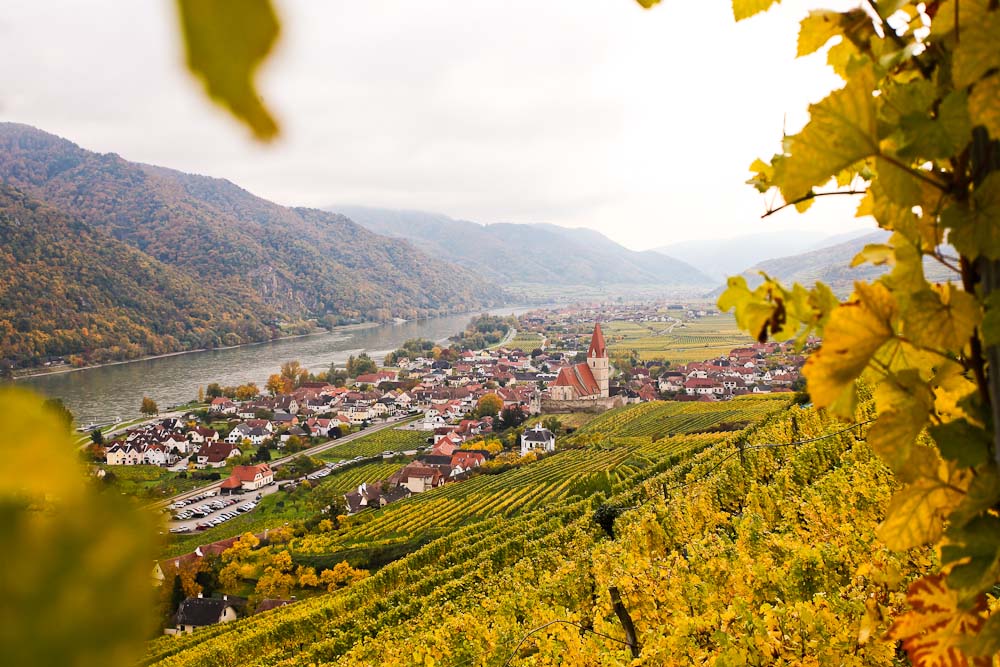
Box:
586;323;610;398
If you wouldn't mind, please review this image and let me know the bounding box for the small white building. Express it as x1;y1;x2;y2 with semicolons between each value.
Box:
520;424;556;456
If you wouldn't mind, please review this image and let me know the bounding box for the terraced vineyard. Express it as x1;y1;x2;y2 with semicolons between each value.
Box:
319;426;428;462
144;394;896;667
568;395;790;443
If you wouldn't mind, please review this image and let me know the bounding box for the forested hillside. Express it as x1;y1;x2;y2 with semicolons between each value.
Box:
332;205;715;287
0;124;503;367
0;187;271;367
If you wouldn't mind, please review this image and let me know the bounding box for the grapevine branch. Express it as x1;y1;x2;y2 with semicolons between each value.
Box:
501;618;634;666
761;189;866;218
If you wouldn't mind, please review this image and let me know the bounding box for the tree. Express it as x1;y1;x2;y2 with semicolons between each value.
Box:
707;0;1000;661
346;353;377;377
89;429;104;446
197;385;205;403
206;383;223;399
266;373;289;396
253;446;271;463
475;393;503;419
498;406;526;431
280;360;308;388
235;383;259;400
284;434;302;451
140;396;158;416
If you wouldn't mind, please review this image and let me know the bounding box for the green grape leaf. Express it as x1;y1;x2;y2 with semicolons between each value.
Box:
969;74;1000;142
928;419;991;468
176;0;281;141
953;2;1000;88
943;172;1000;260
732;0;781;21
774;65;879;202
797;10;841;57
981;291;1000;347
942;515;1000;597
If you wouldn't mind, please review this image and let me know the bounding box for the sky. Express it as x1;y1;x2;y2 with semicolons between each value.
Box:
0;0;873;250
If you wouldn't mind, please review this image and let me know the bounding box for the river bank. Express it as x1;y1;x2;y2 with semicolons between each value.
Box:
20;306;539;426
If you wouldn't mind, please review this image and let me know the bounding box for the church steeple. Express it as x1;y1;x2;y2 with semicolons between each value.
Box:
588;322;607;359
586;323;609;397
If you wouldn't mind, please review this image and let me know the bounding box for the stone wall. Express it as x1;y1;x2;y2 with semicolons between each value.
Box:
540;396;622;414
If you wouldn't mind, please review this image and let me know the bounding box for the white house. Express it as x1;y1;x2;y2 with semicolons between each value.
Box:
520;424;556;456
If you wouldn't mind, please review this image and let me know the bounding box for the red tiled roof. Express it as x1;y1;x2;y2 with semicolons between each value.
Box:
230;463;272;482
552;362;601;396
588;323;607;358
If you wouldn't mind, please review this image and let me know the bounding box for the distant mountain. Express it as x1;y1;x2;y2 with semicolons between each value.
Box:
653;230;871;282
732;229;952;295
0;124;502;368
330;205;715;287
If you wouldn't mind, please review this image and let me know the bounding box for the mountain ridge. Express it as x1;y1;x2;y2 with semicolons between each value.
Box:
330;204;715;287
0;124;504;367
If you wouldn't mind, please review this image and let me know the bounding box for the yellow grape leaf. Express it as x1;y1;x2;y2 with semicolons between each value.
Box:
869;373;932;472
969;74;1000;142
803;281;896;417
952;2;1000;88
732;0;781;21
888;574;990;667
2;388;85;501
851;243;894;267
774;65;879;202
797;10;841;57
176;0;281;141
904;284;981;352
876;156;922;207
943;172;1000;260
878;450;968;550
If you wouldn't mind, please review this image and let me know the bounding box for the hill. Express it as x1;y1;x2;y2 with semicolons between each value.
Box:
653;229;871;281
330;205;715;288
0;186;271;367
143;397;926;666
0;125;503;367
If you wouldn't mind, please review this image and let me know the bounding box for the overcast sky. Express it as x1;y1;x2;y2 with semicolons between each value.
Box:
0;0;871;250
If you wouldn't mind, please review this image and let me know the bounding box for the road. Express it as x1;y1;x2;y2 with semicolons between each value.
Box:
148;415;412;510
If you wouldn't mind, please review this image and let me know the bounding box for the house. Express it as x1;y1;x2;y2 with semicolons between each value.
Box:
105;442;141;466
196;442;242;468
344;481;383;514
451;450;485;470
208;398;237;415
188;427;219;445
396;463;444;493
226;424;253;444
220;463;273;492
520;424;556;455
171;595;240;634
256;598;296;613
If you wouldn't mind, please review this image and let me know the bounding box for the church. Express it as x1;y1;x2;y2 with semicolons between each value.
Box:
543;323;621;413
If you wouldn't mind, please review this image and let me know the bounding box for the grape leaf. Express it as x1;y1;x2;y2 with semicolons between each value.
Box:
176;0;280;141
904;284;981;351
969;74;1000;142
888;574;991;667
797;10;841;57
943;172;1000;260
732;0;781;21
953;2;1000;88
929;419;991;468
774;66;879;202
878;449;968;549
802;281;896;417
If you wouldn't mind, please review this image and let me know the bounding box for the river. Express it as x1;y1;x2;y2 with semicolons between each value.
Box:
19;307;537;425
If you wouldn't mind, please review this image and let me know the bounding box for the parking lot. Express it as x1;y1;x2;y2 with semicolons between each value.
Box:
164;486;277;533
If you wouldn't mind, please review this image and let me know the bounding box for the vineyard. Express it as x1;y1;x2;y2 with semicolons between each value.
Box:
602;314;753;363
142;396;834;667
568;395;789;443
507;331;546;351
318;427;428;462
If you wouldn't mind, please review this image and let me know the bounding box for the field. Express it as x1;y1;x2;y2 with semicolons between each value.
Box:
602;313;752;363
507;331;546;351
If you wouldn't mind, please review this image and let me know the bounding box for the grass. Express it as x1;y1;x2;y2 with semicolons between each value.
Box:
102;465;211;500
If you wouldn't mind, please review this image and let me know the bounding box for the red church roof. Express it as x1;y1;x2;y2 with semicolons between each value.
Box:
588;323;607;358
552;363;601;396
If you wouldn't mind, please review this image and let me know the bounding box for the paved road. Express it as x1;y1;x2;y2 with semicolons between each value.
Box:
148;415;411;510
